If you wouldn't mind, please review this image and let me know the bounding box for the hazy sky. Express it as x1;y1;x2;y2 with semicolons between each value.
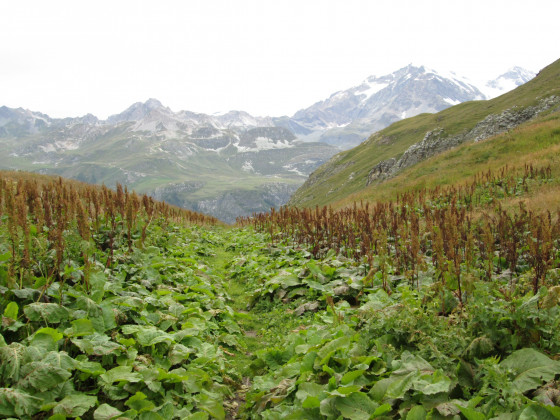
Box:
1;0;559;119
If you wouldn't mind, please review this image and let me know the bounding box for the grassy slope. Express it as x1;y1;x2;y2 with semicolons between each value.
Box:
333;109;560;212
289;58;560;208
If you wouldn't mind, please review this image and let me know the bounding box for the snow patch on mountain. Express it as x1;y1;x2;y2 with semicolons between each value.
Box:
235;137;294;152
444;97;461;106
357;80;389;102
241;160;256;173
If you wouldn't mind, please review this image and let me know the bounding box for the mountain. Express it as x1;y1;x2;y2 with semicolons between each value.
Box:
0;64;536;222
0;101;337;223
288;58;560;209
287;65;487;149
286;64;536;150
482;66;536;99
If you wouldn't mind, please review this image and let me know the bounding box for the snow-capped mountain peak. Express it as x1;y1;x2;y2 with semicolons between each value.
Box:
106;98;172;124
480;66;536;99
291;64;486;147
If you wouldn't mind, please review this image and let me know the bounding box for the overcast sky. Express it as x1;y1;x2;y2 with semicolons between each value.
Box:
1;0;559;119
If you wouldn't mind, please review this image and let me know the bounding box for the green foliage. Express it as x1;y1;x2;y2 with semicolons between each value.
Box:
2;174;560;418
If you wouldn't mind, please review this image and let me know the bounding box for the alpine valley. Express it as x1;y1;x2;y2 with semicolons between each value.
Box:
0;65;533;222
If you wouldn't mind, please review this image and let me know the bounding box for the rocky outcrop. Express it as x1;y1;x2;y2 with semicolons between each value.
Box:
367;95;560;185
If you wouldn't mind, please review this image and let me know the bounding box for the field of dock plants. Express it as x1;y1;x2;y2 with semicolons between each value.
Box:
1;169;560;419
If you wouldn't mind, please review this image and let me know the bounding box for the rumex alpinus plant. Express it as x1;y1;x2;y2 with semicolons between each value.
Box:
242;163;560;309
0;172;220;293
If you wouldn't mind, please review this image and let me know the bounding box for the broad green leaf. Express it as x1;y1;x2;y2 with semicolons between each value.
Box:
0;334;6;347
30;329;60;352
369;377;393;401
544;406;560;419
90;304;117;333
71;333;124;356
406;405;427;420
0;342;26;382
76;296;102;317
519;404;558;420
89;271;107;303
456;405;486;420
139;412;165;420
66;318;95;337
126;392;156;413
34;327;64;343
43;351;76;371
100;365;142;385
320;397;338;418
17;361;72;392
333;392;378;420
121;324;143;335
136;328;174;346
302;396;321;408
3;301;18;320
77;359;106;376
373;403;392;417
198;392;225;420
94;403;124;420
185;413;209;420
386;371;419;399
304;280;326;291
104;385;130;401
13;288;37;300
295;382;325;403
394;351;434;375
500;348;560;393
329;385;362;396
53;394;97;417
341;369;365;385
315;336;348;368
415;370;452;395
300;351;317;373
24;302;69;323
0;387;42;417
168;344;193;365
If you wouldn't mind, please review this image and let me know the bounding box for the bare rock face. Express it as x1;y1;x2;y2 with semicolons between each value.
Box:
367;95;560;185
367;158;397;183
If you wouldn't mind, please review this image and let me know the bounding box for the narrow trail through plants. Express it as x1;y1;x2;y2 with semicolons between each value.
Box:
199;230;300;419
198;227;325;419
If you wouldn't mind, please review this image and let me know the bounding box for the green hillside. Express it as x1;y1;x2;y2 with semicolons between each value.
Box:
289;58;560;209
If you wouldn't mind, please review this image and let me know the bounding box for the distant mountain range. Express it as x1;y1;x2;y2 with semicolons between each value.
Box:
0;64;534;222
0;101;337;223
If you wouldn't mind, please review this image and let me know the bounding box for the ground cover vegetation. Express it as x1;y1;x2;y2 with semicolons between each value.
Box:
2;165;560;419
237;162;560;419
